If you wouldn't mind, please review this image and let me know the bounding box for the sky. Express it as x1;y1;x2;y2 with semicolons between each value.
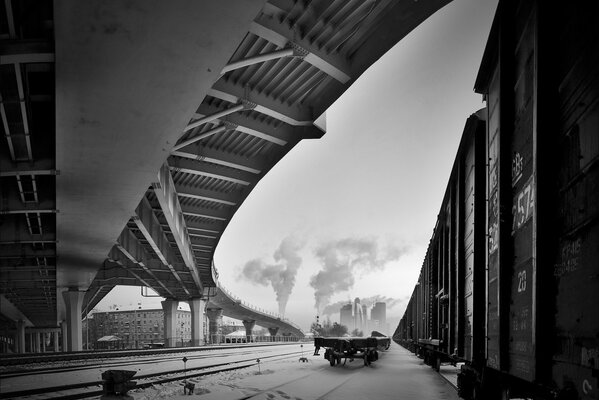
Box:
97;0;499;331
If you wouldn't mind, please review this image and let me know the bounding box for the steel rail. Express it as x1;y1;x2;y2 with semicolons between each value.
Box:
1;347;287;378
0;351;304;399
0;341;303;366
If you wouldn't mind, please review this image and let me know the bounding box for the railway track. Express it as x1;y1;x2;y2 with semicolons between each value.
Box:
0;349;305;399
1;346;281;378
0;341;299;367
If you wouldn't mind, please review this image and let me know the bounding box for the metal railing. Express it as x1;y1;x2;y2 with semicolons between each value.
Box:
204;334;305;345
215;281;302;331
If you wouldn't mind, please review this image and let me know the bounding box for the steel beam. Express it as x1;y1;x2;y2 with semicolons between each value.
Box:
0;228;56;243
173;125;227;151
175;182;240;206
0;53;55;65
0;158;57;176
210;79;314;126
184;103;245;133
193;104;287;145
168;156;257;185
133;197;191;296
180;202;230;221
196;103;323;142
153;164;206;290
190;235;217;246
0;247;55;258
109;241;176;299
249;16;351;83
171;142;265;174
222;48;295;74
188;231;219;240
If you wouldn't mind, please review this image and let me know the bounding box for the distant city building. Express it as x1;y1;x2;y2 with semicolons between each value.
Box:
85;308;192;349
340;303;353;329
338;300;388;336
371;302;387;332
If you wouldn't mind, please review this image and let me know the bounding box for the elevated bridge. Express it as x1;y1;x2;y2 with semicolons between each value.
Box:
1;0;451;351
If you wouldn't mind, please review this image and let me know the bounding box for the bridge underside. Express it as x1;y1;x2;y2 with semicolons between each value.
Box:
1;0;452;334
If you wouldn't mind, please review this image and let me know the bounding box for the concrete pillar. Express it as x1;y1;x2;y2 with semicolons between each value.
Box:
53;331;59;352
206;308;223;344
268;327;279;342
242;320;255;343
34;332;41;352
188;298;205;347
161;299;179;347
16;320;26;353
62;290;85;351
60;320;67;352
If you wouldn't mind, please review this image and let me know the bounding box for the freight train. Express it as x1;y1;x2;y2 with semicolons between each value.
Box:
392;1;598;399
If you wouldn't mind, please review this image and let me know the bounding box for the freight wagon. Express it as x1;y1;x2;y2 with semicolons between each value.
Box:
314;332;391;367
393;1;598;399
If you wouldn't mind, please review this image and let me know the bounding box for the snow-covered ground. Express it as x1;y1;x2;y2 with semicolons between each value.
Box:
127;343;459;400
1;344;301;394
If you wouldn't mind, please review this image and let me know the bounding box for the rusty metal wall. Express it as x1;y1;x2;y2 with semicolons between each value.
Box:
551;0;599;396
508;0;536;382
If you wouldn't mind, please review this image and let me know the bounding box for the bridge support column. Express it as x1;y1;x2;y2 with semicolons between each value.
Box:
60;321;67;352
268;327;279;342
242;320;255;343
16;320;25;353
161;299;179;347
53;331;59;352
206;308;223;344
188;298;205;346
62;290;85;351
34;332;41;353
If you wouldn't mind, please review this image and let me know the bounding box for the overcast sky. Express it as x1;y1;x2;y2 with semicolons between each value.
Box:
98;0;499;331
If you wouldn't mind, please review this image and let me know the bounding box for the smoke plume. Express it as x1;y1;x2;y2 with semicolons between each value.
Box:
309;237;408;314
240;236;304;316
321;300;352;316
319;295;404;316
357;295;403;309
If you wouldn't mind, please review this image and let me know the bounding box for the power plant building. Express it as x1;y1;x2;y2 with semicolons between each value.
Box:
340;304;353;331
338;300;388;335
370;302;387;332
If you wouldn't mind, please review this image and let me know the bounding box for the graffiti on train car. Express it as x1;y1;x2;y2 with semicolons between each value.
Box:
554;237;582;277
510;306;530;332
488;192;499;252
582;346;599;369
512;176;535;232
512;152;524;185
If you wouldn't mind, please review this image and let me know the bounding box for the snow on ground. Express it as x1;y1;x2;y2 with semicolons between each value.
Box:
127;344;460;400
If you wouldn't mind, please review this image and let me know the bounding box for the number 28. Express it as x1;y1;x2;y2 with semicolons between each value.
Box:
517;271;527;292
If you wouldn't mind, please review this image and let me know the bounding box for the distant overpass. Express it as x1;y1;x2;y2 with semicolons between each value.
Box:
1;0;452;351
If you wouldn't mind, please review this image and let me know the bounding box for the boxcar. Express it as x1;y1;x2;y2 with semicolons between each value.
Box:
394;1;598;399
392;109;487;372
